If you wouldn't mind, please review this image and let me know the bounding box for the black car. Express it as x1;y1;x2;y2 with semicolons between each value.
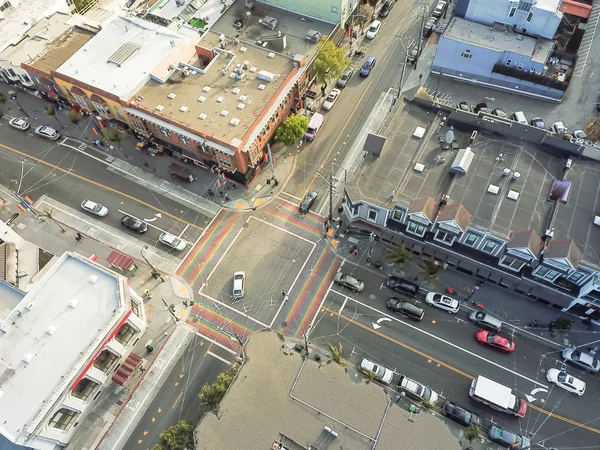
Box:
299;191;318;214
441;401;483;427
474;102;492;114
386;298;424;320
423;16;437;37
457;101;470;112
379;0;395;17
121;215;148;233
386;276;419;297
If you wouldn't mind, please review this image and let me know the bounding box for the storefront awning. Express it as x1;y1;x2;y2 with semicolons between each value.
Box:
111;352;142;385
106;251;136;271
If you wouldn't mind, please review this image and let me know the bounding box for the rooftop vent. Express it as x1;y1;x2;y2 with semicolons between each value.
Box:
46;325;58;335
240;46;247;52
203;86;211;93
249;66;257;73
89;275;98;284
232;88;241;94
237;103;246;110
268;52;275;59
507;190;520;200
167;93;177;99
155;105;165;112
258;84;266;90
198;96;206;102
199;113;207;120
25;302;34;311
258;70;275;82
239;95;248;102
217;97;224;103
221;110;229;116
23;353;34;364
180;106;189;112
230;118;240;126
69;298;79;308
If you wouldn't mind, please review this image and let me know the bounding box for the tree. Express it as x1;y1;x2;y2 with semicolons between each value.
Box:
274;114;309;145
419;259;443;281
327;343;347;366
102;126;121;143
465;425;481;444
554;317;572;331
73;0;95;12
67;109;81;128
386;243;411;266
314;37;350;83
40;208;66;233
45;104;64;128
0;93;5;104
151;420;195;450
198;366;238;409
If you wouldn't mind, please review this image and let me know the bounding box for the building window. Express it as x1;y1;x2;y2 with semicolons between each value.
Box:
460;49;472;60
49;408;79;431
534;265;561;282
131;120;145;133
94;349;119;373
114;106;123;117
217;155;233;168
351;205;359;216
0;1;12;12
391;207;404;222
249;146;260;163
517;63;524;70
499;255;526;272
463;232;480;247
568;272;586;284
435;230;456;245
482;240;499;254
20;73;32;84
367;208;378;223
7;68;16;78
93;103;104;116
63;85;72;97
178;134;190;146
72;378;100;401
518;0;532;12
406;221;427;237
331;6;338;13
509;7;516;17
526;12;533;22
115;323;137;346
505;59;512;66
131;298;142;318
159;126;171;137
75;95;86;107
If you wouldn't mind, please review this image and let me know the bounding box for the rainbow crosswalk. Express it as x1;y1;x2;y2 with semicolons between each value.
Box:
177;198;340;351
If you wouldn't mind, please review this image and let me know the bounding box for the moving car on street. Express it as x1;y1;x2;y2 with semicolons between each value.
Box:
386;298;424;321
359;358;393;384
425;292;460;313
365;20;382;39
386;276;419;297
158;232;186;251
469;375;527;417
398;375;439;404
432;0;447;17
488;425;531;449
322;88;340;111
475;330;515;353
121;215;148;234
299;191;318;214
546;368;585;396
34;125;61;140
333;271;364;292
9;118;30;131
379;0;395;17
469;311;502;331
441;401;483;427
232;271;245;300
360;56;376;77
80;199;108;217
562;348;600;373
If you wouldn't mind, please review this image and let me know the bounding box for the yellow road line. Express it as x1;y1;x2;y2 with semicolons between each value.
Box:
323;307;600;435
0;142;204;231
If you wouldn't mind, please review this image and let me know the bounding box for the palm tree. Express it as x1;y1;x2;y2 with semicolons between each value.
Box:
67;109;82;129
465;425;481;444
327;343;347;366
40;208;66;233
386;243;411;266
419;259;443;281
0;93;6;104
45;104;64;128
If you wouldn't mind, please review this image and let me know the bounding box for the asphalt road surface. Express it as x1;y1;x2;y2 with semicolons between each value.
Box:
124;334;234;449
307;264;600;450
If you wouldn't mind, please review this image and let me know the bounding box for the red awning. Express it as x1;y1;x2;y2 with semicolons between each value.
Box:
560;0;592;19
106;251;135;271
111;352;142;385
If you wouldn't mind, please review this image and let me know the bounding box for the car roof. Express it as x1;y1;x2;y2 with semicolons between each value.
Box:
160;232;177;242
366;56;375;63
371;20;381;26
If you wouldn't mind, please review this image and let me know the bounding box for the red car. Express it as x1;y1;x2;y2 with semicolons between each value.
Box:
476;330;515;353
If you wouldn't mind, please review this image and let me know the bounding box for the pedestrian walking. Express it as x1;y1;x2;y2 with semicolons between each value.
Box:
418;73;423;83
75;232;83;242
321;85;326;96
282;290;286;298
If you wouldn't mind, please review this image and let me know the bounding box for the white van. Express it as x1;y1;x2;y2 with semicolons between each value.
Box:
469;375;527;417
511;111;527;125
304;113;324;142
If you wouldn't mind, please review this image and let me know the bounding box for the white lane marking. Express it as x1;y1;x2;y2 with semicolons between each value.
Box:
58;139;217;216
202;224;245;284
178;224;189;238
338;295;548;388
198;291;270;329
249;215;316;244
339;297;349;313
206;350;233;365
195;331;238;355
281;191;302;201
118;209;170;234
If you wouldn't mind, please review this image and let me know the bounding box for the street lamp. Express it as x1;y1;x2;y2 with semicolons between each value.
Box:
141;246;164;282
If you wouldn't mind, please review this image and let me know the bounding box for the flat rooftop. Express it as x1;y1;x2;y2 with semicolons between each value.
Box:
211;0;335;60
444;17;554;63
0;281;25;323
56;15;197;99
134;29;298;143
148;0;196;21
0;253;123;442
194;331;462;450
347;100;600;268
30;27;96;74
536;0;562;11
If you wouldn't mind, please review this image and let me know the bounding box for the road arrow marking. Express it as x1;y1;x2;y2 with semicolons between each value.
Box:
526;387;549;402
372;317;392;330
144;212;162;222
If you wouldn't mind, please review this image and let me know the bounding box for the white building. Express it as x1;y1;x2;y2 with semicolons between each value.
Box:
0;252;146;450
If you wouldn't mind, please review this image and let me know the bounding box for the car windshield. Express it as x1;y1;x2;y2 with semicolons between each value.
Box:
233;289;242;295
341;72;350;80
475;312;485;320
422;387;432;401
571;350;582;361
133;219;142;227
307;127;316;134
369;24;378;32
327;94;335;101
92;203;102;212
169;237;181;246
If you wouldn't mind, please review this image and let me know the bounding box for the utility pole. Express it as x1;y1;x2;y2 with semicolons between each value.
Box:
414;2;428;67
393;35;415;95
142;246;165;282
161;298;180;322
266;143;278;188
329;164;334;220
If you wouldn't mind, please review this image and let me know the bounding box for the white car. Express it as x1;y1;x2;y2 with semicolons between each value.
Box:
80;199;108;217
9;118;30;131
562;348;600;373
359;358;393;384
333;272;364;292
398;375;439;404
158;232;187;251
232;271;245;300
322;88;340;111
366;20;382;39
432;0;447;17
425;292;460;313
35;125;61;140
551;121;567;134
546;368;585;396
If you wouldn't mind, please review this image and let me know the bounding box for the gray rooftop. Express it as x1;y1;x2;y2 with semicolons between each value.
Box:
443;17;554;63
346;99;600;268
0;281;24;323
194;331;462;450
0;253;125;443
211;0;336;61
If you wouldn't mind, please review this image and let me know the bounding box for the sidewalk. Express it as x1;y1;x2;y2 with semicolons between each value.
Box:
0;84;295;212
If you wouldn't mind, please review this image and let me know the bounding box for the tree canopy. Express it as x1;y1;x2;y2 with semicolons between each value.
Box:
313;37;349;83
151;420;195;450
198;366;238;409
274;114;309;145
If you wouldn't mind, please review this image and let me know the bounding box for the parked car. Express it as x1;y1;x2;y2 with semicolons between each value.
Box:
323;88;341;110
458;102;471;112
423;16;437;37
441;401;483;427
333;271;364;292
366;20;382;39
492;108;508;119
336;67;354;88
469;311;502;331
9;118;30;131
432;0;447;17
475;330;515;352
379;0;395;17
398;375;439;404
80;199;108;217
562;348;600;373
474;102;491;114
572;129;587;140
425;292;460;313
406;46;421;64
488;425;531;450
359;358;393;384
551;121;568;134
530;117;546;129
34;125;61;140
546;368;585;396
158;232;187;251
386;297;424;321
360;56;376;77
386;276;419;297
299;191;318;214
511;111;528;124
121;215;148;233
232;271;245;299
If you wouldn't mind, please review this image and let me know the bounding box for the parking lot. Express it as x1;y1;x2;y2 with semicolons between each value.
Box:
198;216;317;328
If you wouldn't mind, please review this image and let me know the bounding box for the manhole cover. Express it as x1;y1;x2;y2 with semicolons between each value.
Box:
370;294;376;300
281;321;288;328
243;223;249;228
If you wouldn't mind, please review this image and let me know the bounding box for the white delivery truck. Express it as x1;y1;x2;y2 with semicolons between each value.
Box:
469;375;527;417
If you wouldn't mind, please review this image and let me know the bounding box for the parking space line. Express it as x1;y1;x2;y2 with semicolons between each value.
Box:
194;331;238;355
339;297;349;314
280;191;302;201
206;350;232;365
178;224;189;238
197;291;270;329
333;298;548;388
249;216;316;244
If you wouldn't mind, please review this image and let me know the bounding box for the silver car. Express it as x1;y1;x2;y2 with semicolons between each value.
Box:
35;125;61;140
81;199;108;217
562;348;600;373
333;272;364;292
158;232;186;251
232;271;245;299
